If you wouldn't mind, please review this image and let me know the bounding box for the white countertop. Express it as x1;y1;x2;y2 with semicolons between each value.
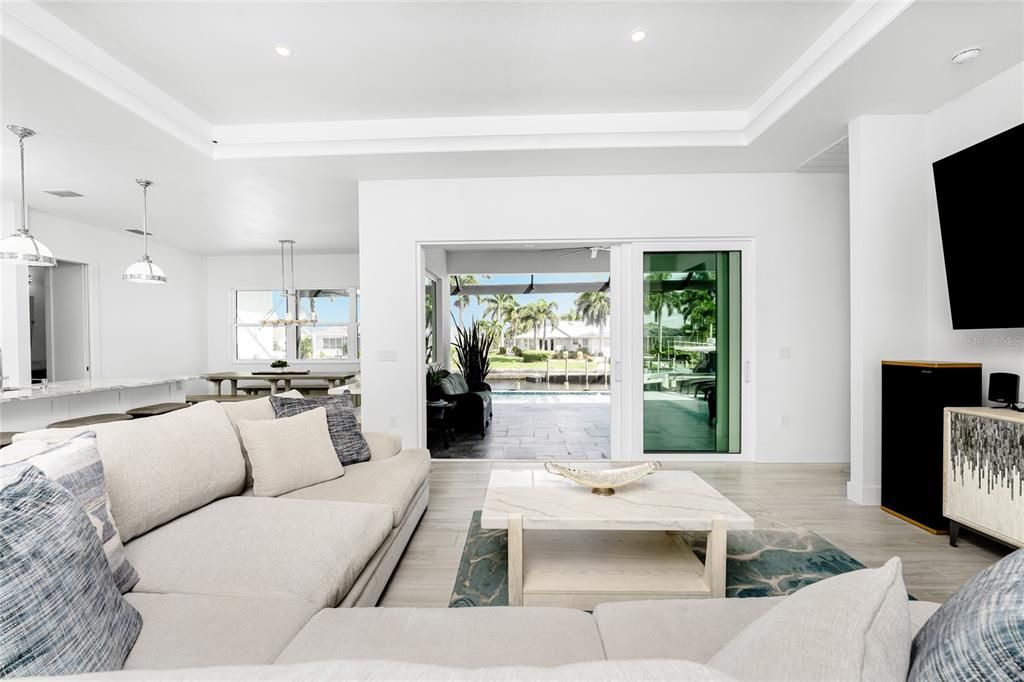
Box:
0;376;195;403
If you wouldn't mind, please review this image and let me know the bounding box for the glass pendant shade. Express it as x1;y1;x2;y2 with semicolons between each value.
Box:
123;178;166;284
0;230;55;266
123;256;166;284
1;125;55;267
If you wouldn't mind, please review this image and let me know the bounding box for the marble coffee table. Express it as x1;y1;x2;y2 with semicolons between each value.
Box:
481;467;754;609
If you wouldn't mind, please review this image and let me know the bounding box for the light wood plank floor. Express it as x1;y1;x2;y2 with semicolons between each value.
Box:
379;461;1010;607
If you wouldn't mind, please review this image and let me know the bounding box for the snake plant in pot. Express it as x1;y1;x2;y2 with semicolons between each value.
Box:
451;319;493;389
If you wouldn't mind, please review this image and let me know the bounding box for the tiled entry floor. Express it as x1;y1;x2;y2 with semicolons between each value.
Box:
429;392;610;460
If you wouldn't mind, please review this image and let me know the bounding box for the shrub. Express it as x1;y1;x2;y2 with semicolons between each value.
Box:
512;346;523;357
521;350;553;363
497;346;508;356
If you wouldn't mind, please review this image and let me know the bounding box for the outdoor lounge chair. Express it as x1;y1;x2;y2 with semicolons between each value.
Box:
437;371;493;437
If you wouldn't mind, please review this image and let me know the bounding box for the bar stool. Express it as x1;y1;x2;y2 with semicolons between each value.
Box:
125;403;190;418
47;414;134;429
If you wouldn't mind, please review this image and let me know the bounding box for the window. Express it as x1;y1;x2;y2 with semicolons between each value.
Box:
234;288;359;361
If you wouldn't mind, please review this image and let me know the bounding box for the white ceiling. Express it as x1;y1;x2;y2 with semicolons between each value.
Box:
39;1;851;124
1;1;1022;254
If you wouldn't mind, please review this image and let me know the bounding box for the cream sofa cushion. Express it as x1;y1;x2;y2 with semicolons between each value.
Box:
222;390;303;488
237;408;343;497
123;593;317;670
364;431;402;460
275;606;606;668
45;658;737;681
596;596;941;664
15;401;245;542
595;597;782;663
281;448;430;527
125;496;392;608
709;558;912;682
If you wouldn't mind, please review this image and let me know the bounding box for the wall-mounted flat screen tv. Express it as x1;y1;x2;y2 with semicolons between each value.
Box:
933;122;1024;330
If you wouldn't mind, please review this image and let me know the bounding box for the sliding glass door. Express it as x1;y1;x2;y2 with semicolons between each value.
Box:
641;251;741;453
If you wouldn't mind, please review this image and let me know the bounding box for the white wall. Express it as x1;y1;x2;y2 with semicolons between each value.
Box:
360;172;851;458
847;116;930;505
205;253;360;372
846;61;1024;505
18;209;208;381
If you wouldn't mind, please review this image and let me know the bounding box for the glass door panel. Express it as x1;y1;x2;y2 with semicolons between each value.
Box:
642;251;740;453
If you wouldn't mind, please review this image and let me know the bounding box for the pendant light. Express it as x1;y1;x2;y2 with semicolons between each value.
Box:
0;125;55;266
260;239;317;327
123;179;166;284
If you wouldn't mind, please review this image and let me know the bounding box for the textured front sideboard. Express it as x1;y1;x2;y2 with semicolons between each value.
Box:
944;406;1024;548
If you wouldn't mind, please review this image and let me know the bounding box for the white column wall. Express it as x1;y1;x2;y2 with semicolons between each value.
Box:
847;115;930;505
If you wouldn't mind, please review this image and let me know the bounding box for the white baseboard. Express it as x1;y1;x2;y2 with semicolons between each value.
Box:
755;449;850;463
846;481;882;506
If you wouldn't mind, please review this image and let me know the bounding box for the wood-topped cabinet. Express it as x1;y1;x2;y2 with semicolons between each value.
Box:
881;361;981;533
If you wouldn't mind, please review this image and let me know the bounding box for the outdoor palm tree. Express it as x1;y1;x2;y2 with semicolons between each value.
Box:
482;293;517;350
517;304;543;346
644;273;685;356
476;318;502;343
575;291;610;354
534;300;559;346
678;289;716;342
450;274;482;326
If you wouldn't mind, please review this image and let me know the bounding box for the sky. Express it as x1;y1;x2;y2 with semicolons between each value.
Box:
449;272;608;326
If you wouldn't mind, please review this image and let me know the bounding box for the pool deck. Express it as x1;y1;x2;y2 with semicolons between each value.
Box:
429;393;610;460
429;390;717;459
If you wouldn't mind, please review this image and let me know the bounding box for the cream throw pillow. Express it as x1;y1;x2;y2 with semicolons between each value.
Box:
237;407;344;497
708;557;911;682
222;389;304;489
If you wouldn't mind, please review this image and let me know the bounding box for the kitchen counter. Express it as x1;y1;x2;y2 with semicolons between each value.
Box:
0;376;197;433
0;376;196;403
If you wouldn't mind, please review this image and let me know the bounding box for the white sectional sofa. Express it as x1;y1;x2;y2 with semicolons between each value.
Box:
11;398;945;679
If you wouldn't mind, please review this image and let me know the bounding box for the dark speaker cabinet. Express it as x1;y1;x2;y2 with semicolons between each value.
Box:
881;361;982;533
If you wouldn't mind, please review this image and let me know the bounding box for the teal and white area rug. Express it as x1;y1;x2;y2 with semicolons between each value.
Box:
449;510;867;608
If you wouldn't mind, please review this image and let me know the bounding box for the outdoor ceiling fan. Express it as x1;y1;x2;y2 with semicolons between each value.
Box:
555;245;612;259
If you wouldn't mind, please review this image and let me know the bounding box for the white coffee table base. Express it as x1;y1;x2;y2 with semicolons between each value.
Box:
507;515;727;609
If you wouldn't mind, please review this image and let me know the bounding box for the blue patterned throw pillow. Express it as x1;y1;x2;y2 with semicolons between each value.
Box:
11;432;139;593
0;466;143;676
270;394;371;466
910;549;1024;681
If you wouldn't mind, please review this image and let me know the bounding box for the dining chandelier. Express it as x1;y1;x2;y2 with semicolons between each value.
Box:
260;239;317;327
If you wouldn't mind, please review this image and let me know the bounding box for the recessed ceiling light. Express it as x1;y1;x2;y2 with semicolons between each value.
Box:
522;244;536;249
274;45;292;57
951;46;982;65
630;29;647;43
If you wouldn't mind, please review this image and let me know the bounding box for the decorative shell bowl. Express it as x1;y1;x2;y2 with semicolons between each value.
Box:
544;461;662;496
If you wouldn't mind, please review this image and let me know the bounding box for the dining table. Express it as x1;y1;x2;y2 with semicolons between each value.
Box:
200;371;356;396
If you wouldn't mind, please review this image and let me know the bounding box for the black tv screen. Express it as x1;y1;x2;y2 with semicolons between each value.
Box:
933;122;1024;330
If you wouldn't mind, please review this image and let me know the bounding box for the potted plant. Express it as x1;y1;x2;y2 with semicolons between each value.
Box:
426;364;445;402
451;320;493;390
270;360;289;370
